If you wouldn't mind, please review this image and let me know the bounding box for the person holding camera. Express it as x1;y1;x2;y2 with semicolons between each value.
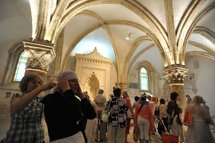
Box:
41;71;96;143
0;73;56;143
134;94;155;143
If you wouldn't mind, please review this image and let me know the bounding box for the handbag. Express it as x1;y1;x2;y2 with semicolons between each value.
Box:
101;102;110;122
101;111;109;122
132;104;144;142
127;109;134;119
183;110;192;126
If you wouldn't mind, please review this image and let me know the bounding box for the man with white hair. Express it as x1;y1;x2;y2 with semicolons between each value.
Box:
94;89;107;141
41;71;96;143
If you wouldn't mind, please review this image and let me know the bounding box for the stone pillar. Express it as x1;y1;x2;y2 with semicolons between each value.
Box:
22;40;56;143
22;40;56;81
162;65;189;112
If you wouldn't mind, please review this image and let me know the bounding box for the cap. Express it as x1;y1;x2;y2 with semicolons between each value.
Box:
57;71;78;80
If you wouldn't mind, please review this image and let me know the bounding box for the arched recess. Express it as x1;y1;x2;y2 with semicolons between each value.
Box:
74;48;115;98
128;60;160;98
123;36;164;82
88;72;100;99
2;42;25;86
127;44;155;76
137;61;156;95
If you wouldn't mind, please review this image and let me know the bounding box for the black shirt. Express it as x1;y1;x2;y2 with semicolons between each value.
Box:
41;89;82;141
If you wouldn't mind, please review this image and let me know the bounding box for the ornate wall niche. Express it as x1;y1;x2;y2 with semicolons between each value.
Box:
75;48;114;99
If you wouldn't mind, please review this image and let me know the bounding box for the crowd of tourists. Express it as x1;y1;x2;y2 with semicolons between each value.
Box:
0;70;214;143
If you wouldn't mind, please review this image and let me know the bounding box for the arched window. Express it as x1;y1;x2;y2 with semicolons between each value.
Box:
139;67;149;91
13;51;28;81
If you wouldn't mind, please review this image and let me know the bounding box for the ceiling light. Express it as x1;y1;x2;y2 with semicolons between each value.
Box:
126;33;132;40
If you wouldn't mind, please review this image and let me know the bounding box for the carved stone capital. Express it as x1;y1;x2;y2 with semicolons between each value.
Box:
115;82;129;90
162;65;189;86
22;40;56;73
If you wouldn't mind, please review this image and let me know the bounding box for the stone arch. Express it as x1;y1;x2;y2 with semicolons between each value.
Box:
2;42;25;85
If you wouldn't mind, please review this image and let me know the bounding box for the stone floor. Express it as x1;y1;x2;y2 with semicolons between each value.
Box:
1;116;215;143
0;115;136;143
94;126;135;143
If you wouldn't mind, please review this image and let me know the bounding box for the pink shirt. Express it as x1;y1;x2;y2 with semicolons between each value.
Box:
134;102;155;129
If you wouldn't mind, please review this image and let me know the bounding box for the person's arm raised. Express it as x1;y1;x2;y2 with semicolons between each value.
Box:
11;82;56;113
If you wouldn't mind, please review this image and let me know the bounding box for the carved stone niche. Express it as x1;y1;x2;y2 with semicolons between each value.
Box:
75;48;113;99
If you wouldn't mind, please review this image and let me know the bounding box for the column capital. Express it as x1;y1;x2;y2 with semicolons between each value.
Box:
115;82;129;90
22;40;56;74
162;64;189;86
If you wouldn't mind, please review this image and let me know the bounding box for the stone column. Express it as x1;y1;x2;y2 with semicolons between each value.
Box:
22;40;56;143
22;40;56;81
162;65;189;112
